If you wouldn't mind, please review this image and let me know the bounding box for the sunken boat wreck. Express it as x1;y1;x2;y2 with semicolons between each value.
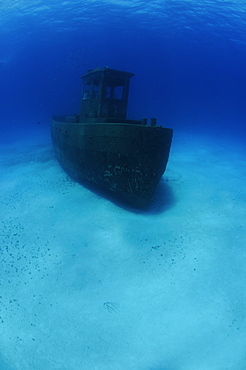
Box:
51;67;173;207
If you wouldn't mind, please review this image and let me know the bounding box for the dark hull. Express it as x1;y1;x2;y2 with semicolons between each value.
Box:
51;116;173;207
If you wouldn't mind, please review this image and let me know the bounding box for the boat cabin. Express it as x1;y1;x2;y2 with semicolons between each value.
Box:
80;67;134;123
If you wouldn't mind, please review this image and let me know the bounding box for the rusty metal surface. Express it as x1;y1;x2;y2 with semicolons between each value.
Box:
51;121;173;207
51;67;173;207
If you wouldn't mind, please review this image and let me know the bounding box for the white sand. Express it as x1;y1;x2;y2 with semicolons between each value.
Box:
0;130;245;370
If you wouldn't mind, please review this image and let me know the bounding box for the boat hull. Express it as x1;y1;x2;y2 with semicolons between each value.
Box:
51;117;173;207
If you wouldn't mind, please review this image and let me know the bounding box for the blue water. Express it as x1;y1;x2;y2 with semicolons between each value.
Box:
1;2;246;370
1;0;246;142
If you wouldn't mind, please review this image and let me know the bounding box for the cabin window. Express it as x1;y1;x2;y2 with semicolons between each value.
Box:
92;80;99;98
105;84;124;100
82;83;91;100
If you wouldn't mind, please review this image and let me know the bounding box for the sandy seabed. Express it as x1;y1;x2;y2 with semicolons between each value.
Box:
0;130;246;370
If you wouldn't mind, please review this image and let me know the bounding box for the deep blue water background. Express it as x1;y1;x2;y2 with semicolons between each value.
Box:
1;0;246;143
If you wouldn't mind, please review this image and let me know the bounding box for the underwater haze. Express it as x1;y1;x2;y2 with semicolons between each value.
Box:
1;1;246;370
1;0;246;141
